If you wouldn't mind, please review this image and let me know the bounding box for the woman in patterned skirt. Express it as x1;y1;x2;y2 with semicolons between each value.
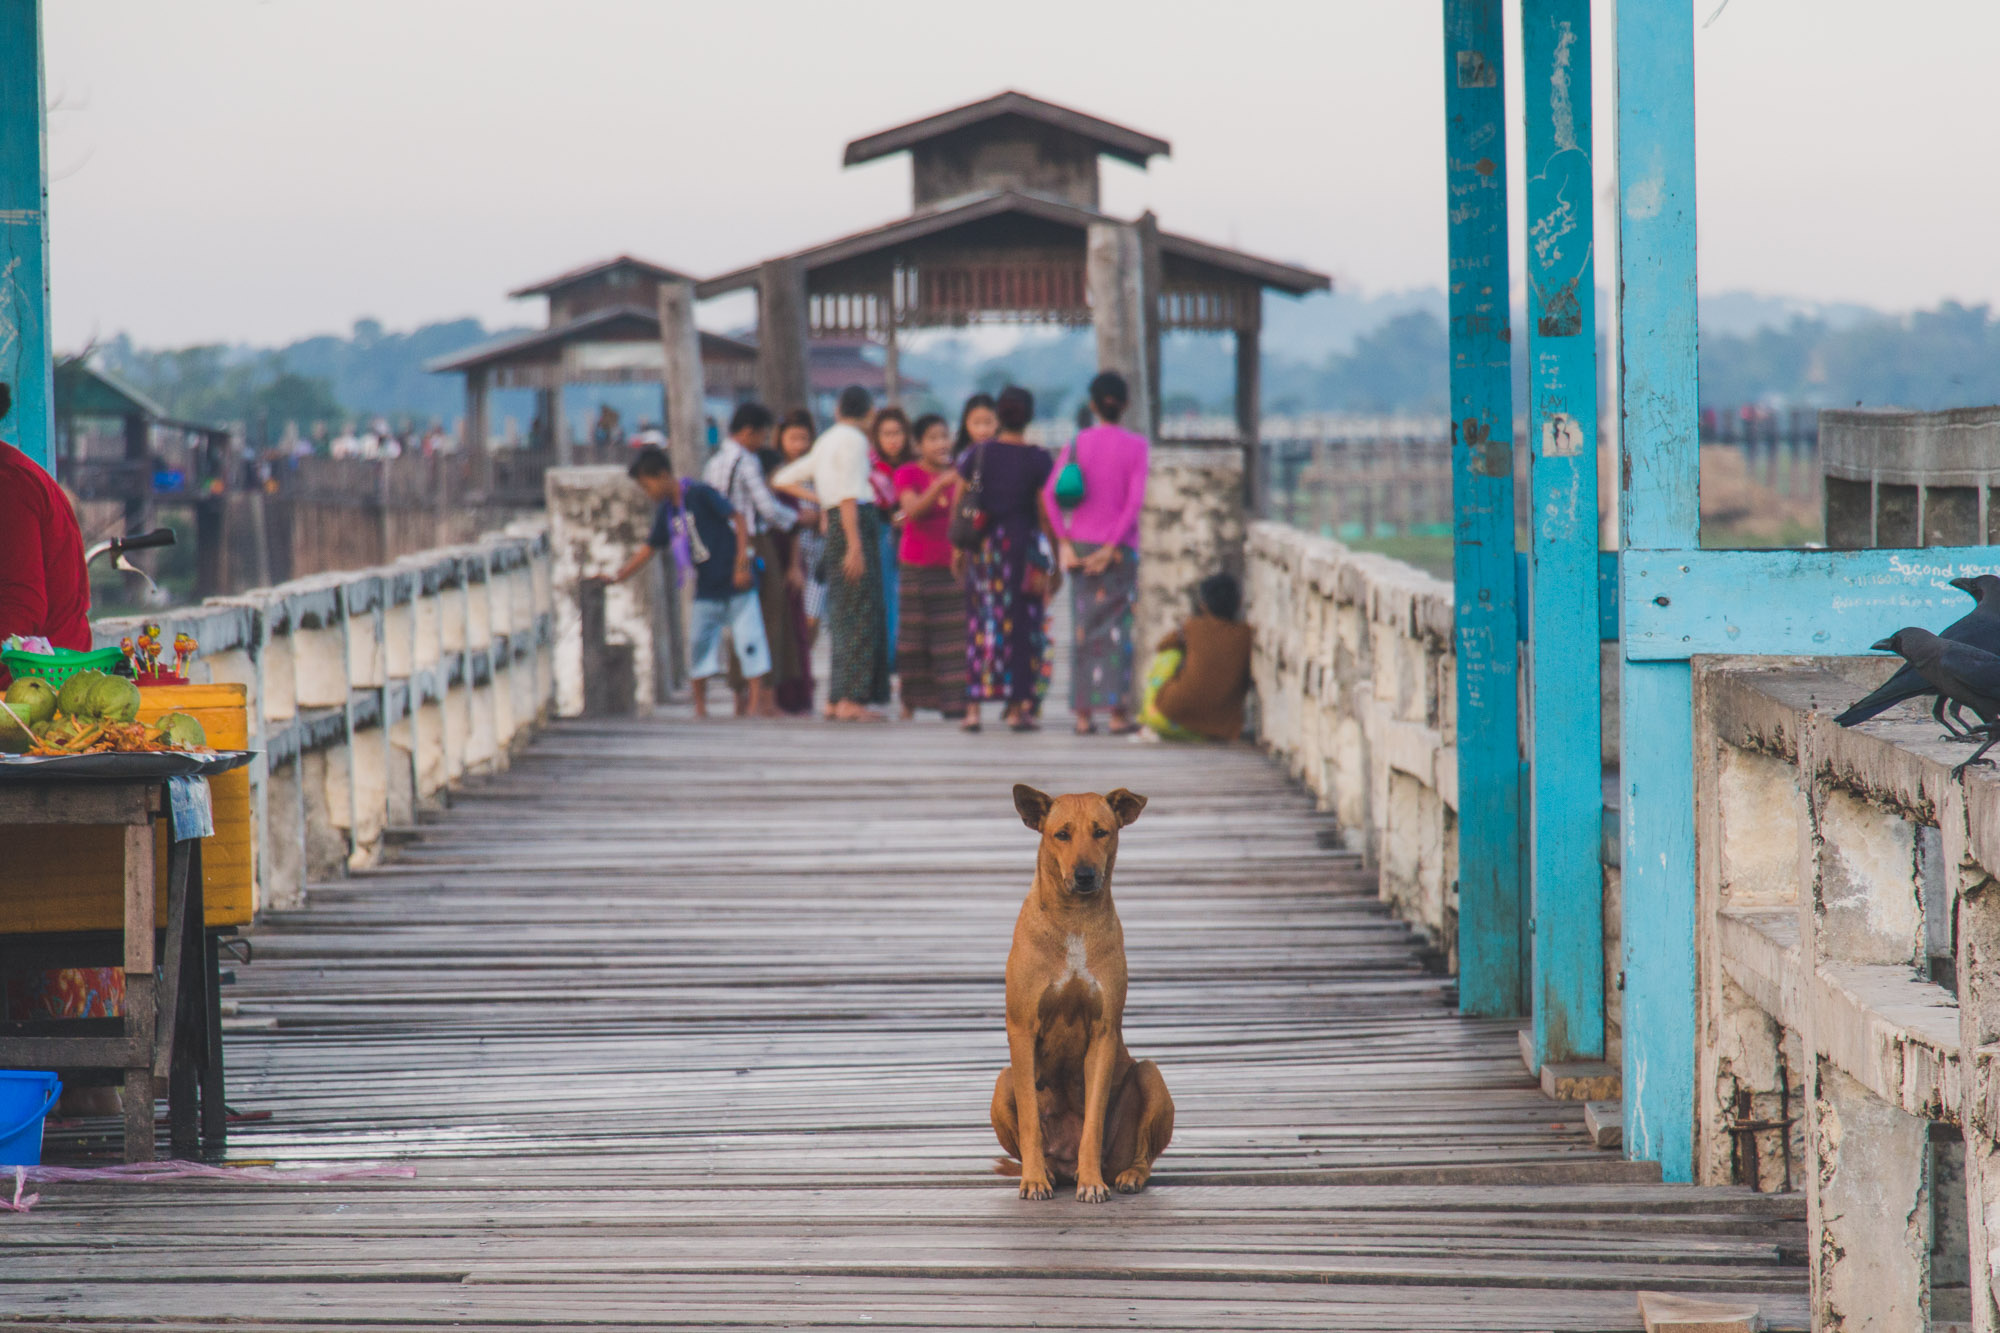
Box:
765;409;821;715
774;387;891;721
893;413;967;718
956;386;1060;732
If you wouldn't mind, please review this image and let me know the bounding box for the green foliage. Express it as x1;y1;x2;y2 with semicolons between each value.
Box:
1263;310;1449;416
94;317;521;438
97;335;344;434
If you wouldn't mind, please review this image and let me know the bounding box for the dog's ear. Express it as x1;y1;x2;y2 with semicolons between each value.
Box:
1013;784;1054;832
1105;789;1147;827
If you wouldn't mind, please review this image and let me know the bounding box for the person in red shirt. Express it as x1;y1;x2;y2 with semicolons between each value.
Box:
0;382;92;652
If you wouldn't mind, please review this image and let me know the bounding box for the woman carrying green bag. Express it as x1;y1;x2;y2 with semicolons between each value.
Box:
1042;371;1150;735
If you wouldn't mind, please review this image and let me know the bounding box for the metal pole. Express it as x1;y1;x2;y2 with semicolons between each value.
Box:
0;0;53;475
1522;0;1606;1069
1614;0;1701;1182
1443;0;1527;1018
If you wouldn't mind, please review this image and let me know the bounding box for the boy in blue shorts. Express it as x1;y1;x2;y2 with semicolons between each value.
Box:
610;445;770;719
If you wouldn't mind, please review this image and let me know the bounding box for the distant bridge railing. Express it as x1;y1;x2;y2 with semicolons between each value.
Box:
1699;404;1821;503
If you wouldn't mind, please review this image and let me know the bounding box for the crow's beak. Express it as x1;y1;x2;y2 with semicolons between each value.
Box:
1951;576;1978;594
1871;638;1897;652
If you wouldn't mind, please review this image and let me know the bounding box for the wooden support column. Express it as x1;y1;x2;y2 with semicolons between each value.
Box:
0;0;54;475
1235;308;1263;515
882;309;901;408
122;410;151;535
1087;220;1154;440
1443;0;1525;1018
756;259;811;416
551;352;574;465
657;277;707;480
464;367;491;497
1523;0;1604;1069
1137;212;1164;437
1614;0;1701;1181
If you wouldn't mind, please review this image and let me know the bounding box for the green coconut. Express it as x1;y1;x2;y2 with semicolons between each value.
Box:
156;712;207;749
87;675;142;724
56;670;106;718
0;710;31;753
3;677;57;727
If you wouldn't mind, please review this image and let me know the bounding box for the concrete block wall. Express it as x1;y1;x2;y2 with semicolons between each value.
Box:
1137;444;1248;683
92;527;557;913
543;465;676;718
1245;521;1461;960
1694;656;2000;1328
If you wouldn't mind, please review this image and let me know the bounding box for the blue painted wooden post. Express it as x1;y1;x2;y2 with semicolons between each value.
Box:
1614;0;1700;1181
1442;0;1523;1018
0;0;52;475
1522;0;1603;1066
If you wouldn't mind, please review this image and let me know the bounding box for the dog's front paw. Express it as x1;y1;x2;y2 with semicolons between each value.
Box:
1018;1174;1055;1201
1113;1168;1149;1194
1076;1179;1110;1203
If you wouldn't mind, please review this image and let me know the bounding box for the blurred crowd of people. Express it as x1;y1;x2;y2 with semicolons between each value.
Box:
603;374;1252;742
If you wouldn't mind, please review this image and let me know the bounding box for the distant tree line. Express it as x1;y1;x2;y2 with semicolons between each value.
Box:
1698;301;2000;410
85;297;2000;439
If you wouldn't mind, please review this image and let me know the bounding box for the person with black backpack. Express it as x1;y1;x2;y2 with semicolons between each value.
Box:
952;386;1062;733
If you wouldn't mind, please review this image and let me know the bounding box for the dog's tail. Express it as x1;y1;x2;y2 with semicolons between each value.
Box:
992;1157;1023;1178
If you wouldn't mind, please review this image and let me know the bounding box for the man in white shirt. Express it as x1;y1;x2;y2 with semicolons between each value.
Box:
773;386;890;719
704;402;795;536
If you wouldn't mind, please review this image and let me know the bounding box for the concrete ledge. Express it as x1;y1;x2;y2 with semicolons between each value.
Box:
1541;1061;1620;1102
1637;1291;1763;1333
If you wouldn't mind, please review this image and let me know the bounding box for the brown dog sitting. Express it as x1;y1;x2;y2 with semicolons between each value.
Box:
992;784;1174;1202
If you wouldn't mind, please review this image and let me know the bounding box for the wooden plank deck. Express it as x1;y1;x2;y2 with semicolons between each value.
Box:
7;710;1806;1330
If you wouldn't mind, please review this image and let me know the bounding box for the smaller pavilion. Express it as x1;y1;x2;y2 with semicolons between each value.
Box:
690;90;1330;498
428;255;759;463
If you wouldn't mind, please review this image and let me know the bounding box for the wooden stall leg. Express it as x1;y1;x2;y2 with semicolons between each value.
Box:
123;813;157;1161
163;838;201;1158
201;928;228;1149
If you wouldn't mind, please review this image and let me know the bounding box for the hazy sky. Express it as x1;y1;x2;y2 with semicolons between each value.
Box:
40;0;2000;349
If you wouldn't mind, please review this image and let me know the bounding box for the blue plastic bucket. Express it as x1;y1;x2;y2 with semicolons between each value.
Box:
0;1071;61;1166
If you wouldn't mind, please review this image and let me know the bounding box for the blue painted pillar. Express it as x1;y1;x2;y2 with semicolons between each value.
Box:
1442;0;1523;1018
1613;0;1700;1181
1522;0;1604;1067
0;0;52;475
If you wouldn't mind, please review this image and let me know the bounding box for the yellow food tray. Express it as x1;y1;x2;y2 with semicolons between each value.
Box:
0;683;254;933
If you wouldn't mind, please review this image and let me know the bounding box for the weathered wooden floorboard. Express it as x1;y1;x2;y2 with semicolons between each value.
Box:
7;711;1805;1329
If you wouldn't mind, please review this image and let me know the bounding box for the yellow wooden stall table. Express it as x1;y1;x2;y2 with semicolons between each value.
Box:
0;684;253;1160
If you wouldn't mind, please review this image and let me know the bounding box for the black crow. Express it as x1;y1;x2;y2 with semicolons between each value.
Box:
1870;626;2000;778
1837;574;2000;734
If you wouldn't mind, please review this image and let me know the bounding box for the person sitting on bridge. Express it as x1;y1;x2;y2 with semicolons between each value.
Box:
1138;572;1252;743
0;381;93;665
609;446;769;720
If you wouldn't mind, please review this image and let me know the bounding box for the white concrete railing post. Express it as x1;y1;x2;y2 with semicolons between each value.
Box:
1246;522;1461;958
92;527;558;915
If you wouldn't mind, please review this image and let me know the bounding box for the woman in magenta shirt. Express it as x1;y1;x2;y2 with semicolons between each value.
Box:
1044;372;1149;734
892;413;967;719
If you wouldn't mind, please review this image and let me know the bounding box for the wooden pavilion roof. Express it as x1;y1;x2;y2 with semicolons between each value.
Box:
843;90;1170;169
508;255;697;299
695;189;1328;334
426;307;757;392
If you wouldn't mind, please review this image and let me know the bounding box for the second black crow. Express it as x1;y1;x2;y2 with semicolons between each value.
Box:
1870;626;2000;777
1837;573;2000;735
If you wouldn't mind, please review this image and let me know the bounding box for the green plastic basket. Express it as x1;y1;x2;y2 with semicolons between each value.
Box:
2;645;126;688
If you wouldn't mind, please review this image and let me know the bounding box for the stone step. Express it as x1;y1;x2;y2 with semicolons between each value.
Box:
1584;1099;1623;1149
1637;1290;1765;1332
1542;1059;1622;1101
